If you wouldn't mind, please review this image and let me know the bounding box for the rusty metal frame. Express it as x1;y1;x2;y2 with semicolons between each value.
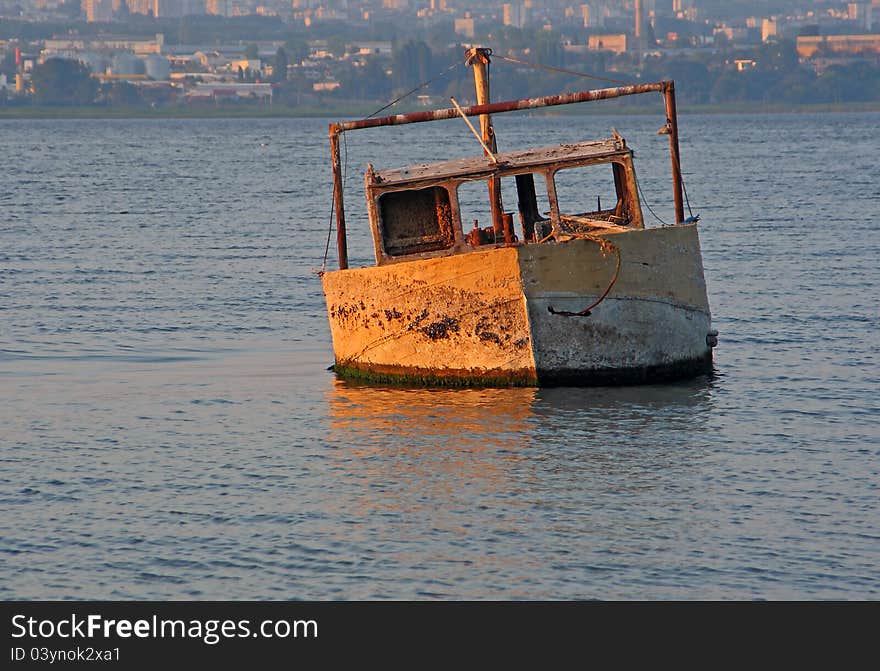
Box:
328;80;684;270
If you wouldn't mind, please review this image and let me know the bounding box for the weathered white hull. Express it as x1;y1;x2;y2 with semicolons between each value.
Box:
322;224;713;386
525;296;711;384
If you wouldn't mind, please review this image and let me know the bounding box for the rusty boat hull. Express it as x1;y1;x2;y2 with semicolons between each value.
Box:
322;223;712;387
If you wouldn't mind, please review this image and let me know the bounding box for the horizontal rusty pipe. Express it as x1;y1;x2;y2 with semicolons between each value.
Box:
330;82;669;136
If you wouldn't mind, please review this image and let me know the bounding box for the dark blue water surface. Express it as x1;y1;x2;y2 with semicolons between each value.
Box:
1;110;878;599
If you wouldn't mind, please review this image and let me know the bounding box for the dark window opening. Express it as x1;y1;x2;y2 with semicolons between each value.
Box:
511;173;552;242
553;162;632;229
378;186;455;257
457;179;493;239
459;176;551;245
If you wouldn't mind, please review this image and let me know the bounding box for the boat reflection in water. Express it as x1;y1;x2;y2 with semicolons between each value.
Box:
325;380;538;494
323;377;716;536
326;377;715;456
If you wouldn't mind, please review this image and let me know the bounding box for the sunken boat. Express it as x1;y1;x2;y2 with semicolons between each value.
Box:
321;48;717;386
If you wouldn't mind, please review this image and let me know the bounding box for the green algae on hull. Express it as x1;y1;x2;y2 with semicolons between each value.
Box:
330;363;539;388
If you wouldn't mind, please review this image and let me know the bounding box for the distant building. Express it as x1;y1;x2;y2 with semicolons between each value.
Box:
634;0;642;42
229;58;262;73
153;0;204;18
187;82;272;102
588;33;627;54
714;26;748;42
761;18;777;43
580;4;590;28
143;54;170;80
189;49;254;71
796;34;880;58
83;0;113;21
127;0;153;15
454;16;476;39
205;0;229;16
349;41;393;56
503;2;527;29
43;34;164;57
847;3;874;29
110;52;143;75
672;0;697;21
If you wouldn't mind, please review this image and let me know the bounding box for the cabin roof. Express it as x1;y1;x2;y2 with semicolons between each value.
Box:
371;137;626;188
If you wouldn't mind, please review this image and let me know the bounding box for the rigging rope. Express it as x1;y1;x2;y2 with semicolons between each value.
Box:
634;168;670;227
366;61;462;119
669;143;696;221
680;161;695;219
547;237;621;317
319;195;335;276
494;55;634;86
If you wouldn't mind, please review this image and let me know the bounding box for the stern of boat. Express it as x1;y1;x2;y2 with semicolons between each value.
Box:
517;224;713;385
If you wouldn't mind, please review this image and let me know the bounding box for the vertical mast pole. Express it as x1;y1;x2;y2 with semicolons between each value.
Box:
329;126;349;270
466;47;505;239
664;82;685;225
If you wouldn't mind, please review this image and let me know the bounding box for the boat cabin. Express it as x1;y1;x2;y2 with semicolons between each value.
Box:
364;136;644;266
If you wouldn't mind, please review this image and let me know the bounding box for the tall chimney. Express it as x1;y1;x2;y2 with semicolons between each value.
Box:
635;0;642;41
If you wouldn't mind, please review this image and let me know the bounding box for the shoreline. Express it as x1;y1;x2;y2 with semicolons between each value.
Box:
1;100;878;119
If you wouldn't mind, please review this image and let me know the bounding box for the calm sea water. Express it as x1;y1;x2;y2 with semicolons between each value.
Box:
1;110;878;599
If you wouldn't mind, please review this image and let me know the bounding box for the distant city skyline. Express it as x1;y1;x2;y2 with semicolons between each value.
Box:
2;1;879;23
2;0;878;109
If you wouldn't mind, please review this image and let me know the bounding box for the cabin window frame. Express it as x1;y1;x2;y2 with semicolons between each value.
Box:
369;181;465;264
547;157;643;232
365;148;642;265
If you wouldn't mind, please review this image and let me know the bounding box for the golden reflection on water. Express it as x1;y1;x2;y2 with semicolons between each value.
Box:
324;380;538;522
327;380;538;450
323;377;714;513
326;377;714;453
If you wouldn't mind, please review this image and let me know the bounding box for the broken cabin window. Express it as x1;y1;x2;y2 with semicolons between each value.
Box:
456;178;494;242
458;176;552;244
507;173;551;242
377;186;455;257
552;162;630;228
